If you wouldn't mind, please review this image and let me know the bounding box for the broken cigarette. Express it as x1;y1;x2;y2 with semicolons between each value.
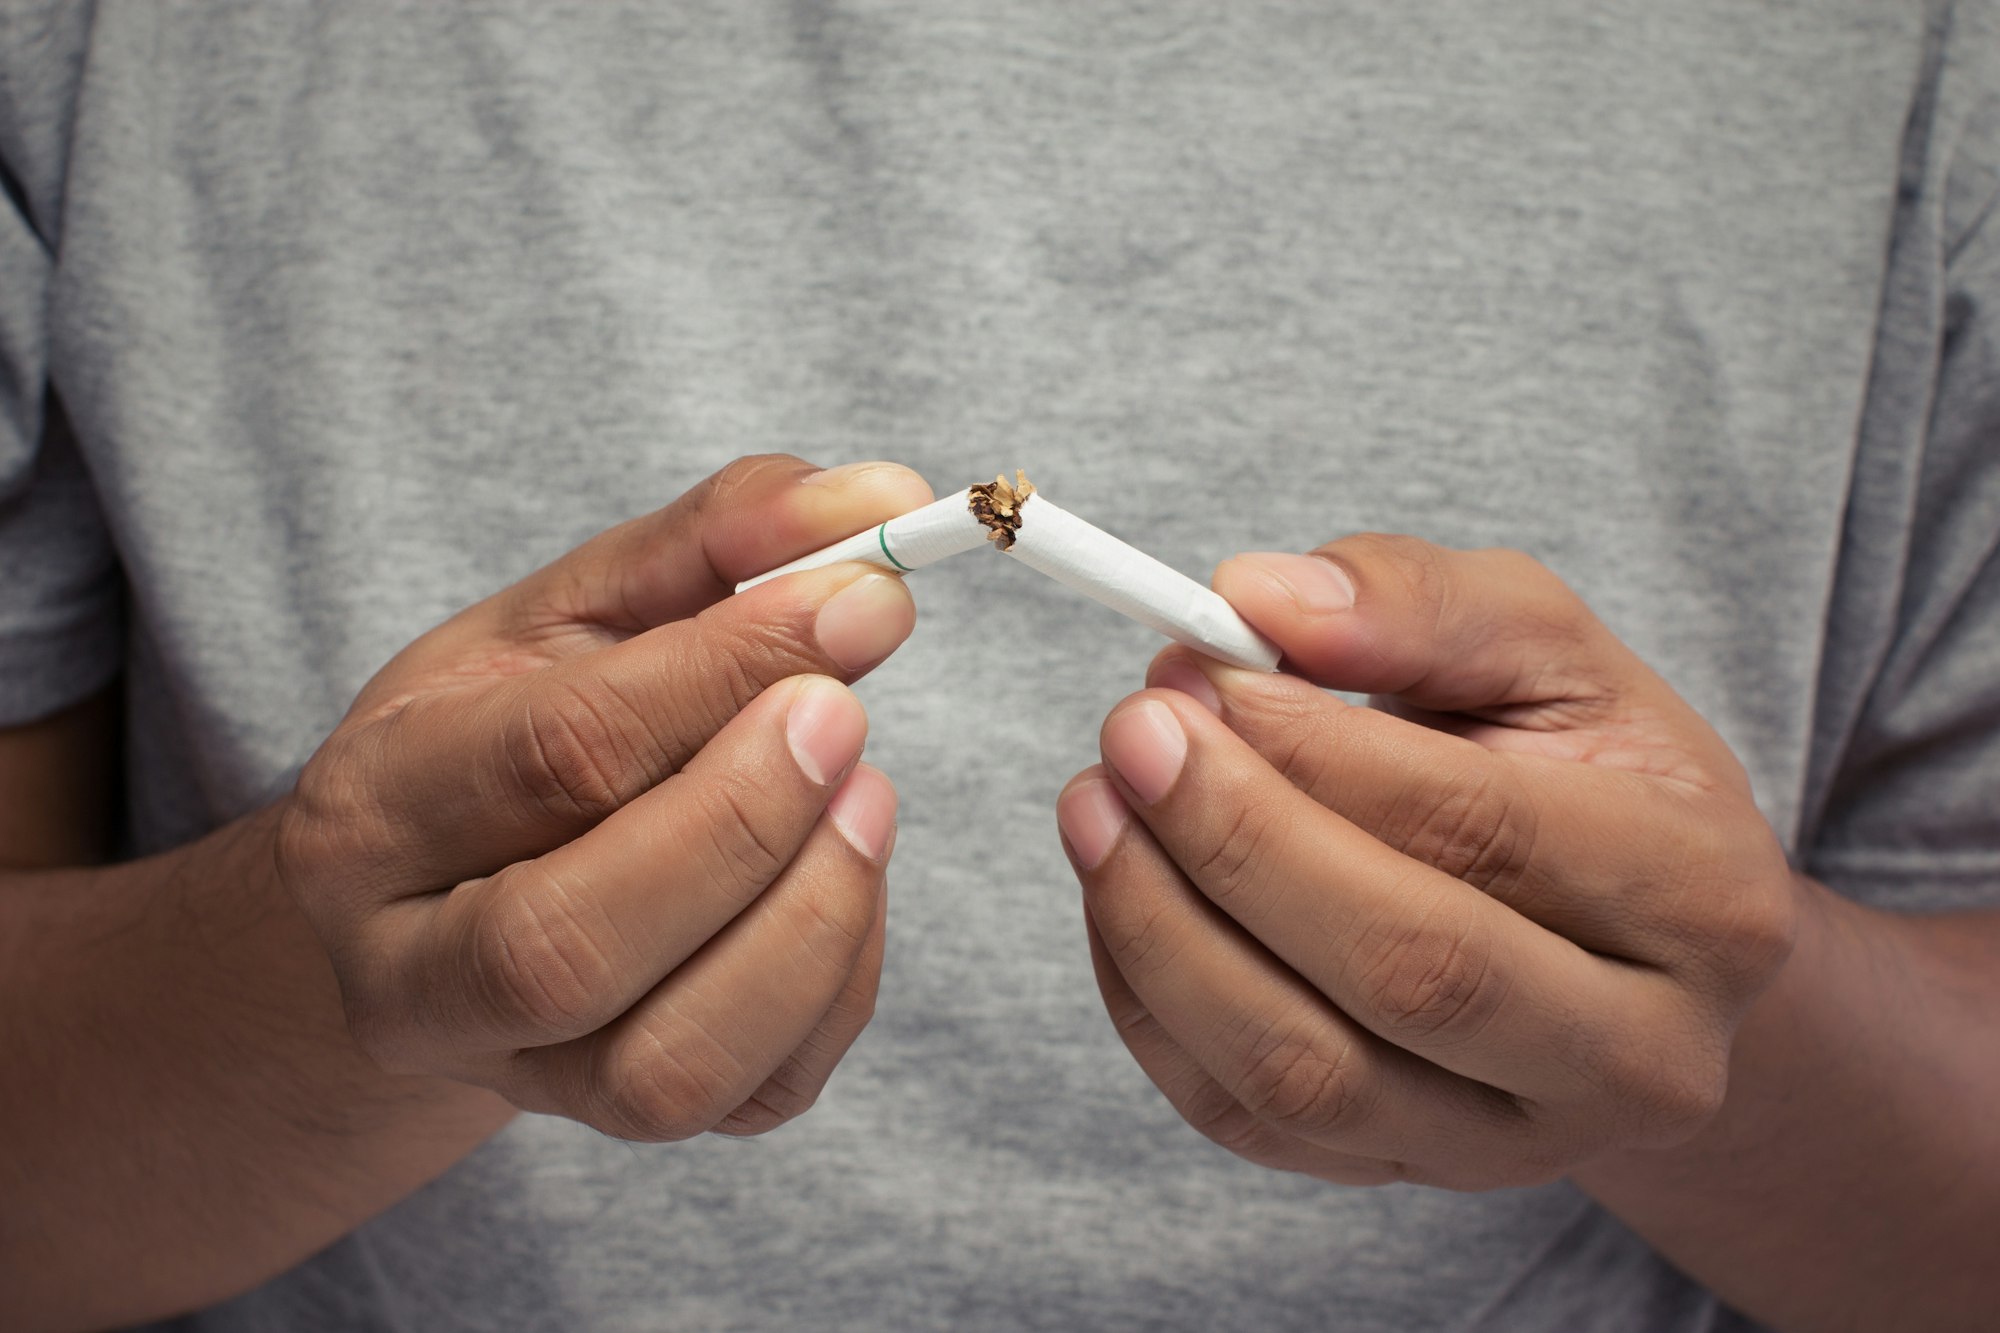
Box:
736;472;1282;672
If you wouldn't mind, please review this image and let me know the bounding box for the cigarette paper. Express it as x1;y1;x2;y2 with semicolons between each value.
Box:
735;490;989;591
1005;494;1281;672
735;473;1282;673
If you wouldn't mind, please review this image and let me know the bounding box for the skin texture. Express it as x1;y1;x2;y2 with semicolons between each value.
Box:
7;490;1992;1329
1059;536;2000;1333
0;455;930;1331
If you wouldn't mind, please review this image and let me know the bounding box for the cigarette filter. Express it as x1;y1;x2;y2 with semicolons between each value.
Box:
736;473;1282;673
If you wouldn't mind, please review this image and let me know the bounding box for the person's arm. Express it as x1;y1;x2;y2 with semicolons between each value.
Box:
1575;887;2000;1331
0;791;514;1329
1058;536;1998;1333
0;456;927;1332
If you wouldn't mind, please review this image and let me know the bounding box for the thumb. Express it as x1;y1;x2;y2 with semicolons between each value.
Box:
360;456;932;708
1213;534;1662;721
499;455;934;636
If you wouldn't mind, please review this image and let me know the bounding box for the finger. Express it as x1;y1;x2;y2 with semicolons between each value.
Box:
349;676;872;1063
1063;772;1549;1189
1212;537;1693;728
716;806;894;1137
1095;690;1696;1115
1144;650;1718;964
504;763;893;1141
1080;911;1408;1188
505;457;932;632
313;560;916;898
364;457;934;701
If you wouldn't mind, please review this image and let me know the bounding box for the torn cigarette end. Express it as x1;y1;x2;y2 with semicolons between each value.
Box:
968;470;1036;550
732;469;1280;672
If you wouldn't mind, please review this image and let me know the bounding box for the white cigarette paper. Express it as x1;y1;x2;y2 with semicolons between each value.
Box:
1004;495;1281;671
735;475;1282;673
734;489;988;590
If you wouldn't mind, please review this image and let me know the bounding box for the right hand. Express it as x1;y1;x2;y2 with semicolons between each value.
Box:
275;455;930;1141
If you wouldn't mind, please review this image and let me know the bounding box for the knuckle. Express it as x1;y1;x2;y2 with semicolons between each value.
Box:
1245;690;1344;793
596;1027;743;1143
1231;1015;1373;1140
691;604;822;700
1189;803;1290;911
1181;1087;1308;1174
1654;1061;1729;1142
1473;548;1606;670
1180;1079;1262;1147
1656;808;1799;997
718;1061;821;1136
703;453;805;513
713;1096;793;1138
851;985;880;1031
271;785;329;890
511;679;645;823
1608;1041;1730;1146
689;775;794;897
652;615;821;763
781;879;878;975
828;949;884;1034
1478;546;1564;595
1578;1005;1732;1147
469;872;619;1041
1477;547;1585;623
1099;897;1190;983
1107;988;1166;1046
1715;847;1801;993
1388;767;1535;893
277;734;387;887
1349;900;1509;1046
710;636;773;716
1337;531;1450;605
843;965;883;1029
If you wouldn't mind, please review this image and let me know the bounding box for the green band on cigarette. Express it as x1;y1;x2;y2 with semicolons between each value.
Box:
877;523;912;571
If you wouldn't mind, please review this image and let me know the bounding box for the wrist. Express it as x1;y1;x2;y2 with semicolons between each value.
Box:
1576;871;1837;1192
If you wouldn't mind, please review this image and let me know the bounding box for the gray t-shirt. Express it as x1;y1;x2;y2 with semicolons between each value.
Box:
4;3;1997;1330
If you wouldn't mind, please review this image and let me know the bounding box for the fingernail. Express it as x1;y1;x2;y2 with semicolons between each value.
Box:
786;678;867;786
826;766;897;863
1057;778;1131;871
803;460;898;488
1238;553;1355;615
1101;699;1187;805
1151;658;1221;716
815;574;916;672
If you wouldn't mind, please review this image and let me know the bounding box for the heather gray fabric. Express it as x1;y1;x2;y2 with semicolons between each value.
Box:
3;3;1997;1330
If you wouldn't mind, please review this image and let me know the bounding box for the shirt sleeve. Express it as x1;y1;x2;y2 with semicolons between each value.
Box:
0;3;124;726
1803;49;2000;910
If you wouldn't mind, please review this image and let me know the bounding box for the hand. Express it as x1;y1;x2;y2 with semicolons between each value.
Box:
276;456;928;1141
1058;535;1800;1190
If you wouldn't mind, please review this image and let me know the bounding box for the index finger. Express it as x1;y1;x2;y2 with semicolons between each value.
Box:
500;456;934;635
356;456;933;709
298;561;916;900
1214;536;1676;723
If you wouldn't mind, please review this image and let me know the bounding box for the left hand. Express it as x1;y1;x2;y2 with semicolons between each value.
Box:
1057;535;1801;1190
